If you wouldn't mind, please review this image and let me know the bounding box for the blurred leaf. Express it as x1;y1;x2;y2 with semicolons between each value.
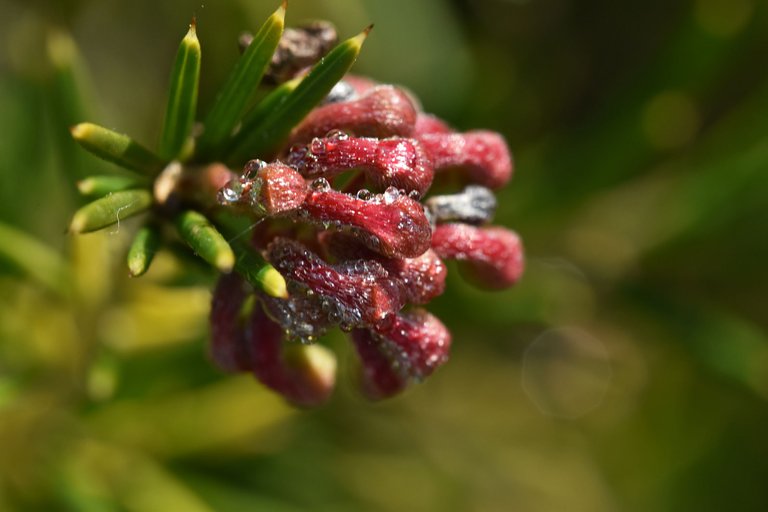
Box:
197;3;285;159
69;190;152;233
77;175;146;197
0;222;71;298
71;123;165;176
229;26;370;163
159;21;201;161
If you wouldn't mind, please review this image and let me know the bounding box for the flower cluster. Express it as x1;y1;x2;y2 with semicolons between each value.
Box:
211;76;523;405
64;6;523;407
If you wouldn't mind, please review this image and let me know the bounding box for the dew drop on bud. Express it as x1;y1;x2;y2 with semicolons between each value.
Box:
356;189;373;201
325;129;350;141
383;186;400;205
408;190;421;200
309;137;327;155
217;180;243;204
242;159;267;180
311;177;331;192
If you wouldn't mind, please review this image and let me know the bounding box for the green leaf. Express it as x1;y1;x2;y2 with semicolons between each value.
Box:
159;20;201;161
127;224;162;277
197;2;285;159
71;123;165;175
229;26;371;163
226;76;301;155
69;190;153;233
0;222;72;297
174;210;234;272
77;174;147;197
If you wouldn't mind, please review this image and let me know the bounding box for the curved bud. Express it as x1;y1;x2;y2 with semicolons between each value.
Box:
266;238;407;328
218;160;308;216
300;186;432;258
431;224;524;290
413;113;453;136
289;85;417;145
321;231;446;305
245;303;336;407
352;329;406;399
352;309;451;400
286;135;433;196
209;273;252;372
418;130;513;189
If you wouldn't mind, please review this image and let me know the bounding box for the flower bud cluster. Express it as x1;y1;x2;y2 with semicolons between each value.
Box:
212;75;523;404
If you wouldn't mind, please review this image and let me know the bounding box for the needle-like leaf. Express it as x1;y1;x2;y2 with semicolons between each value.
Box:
159;20;201;161
229;25;371;163
127;223;162;277
197;3;285;159
77;175;147;197
175;210;235;272
71;123;165;175
69;190;153;233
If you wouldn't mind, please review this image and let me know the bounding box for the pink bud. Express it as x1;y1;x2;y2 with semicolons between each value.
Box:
418;131;513;189
431;224;524;290
286;135;433;196
353;309;451;400
266;238;407;328
299;186;432;259
246;303;335;407
209;273;252;373
289;85;418;145
320;231;447;305
218;161;308;216
413;113;453;136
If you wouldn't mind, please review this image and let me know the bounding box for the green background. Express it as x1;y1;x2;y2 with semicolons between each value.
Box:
1;0;767;510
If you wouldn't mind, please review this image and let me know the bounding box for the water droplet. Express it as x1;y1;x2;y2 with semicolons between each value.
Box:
325;129;350;141
287;143;308;162
324;80;356;104
311;177;331;192
217;180;243;204
383;186;400;205
356;189;373;201
309;137;327;155
242;159;267;180
408;190;421;200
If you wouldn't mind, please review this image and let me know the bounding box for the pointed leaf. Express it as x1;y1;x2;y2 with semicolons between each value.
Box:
127;224;162;277
229;26;371;163
69;190;152;233
0;222;72;298
71;123;165;175
174;210;234;272
77;174;147;197
197;3;285;158
159;20;201;161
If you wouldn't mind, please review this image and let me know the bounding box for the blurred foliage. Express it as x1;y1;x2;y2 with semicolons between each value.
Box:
1;0;768;511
